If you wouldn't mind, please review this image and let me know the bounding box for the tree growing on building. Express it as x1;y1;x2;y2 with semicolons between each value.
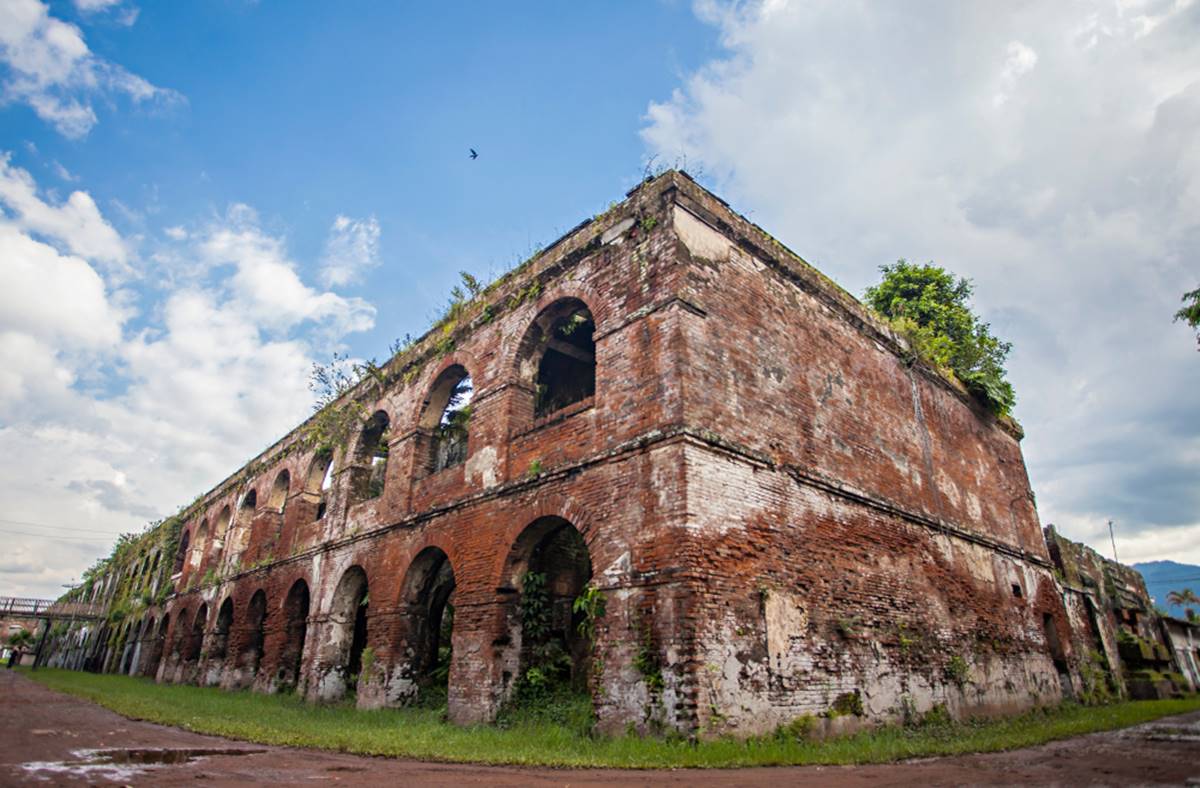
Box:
1175;286;1200;350
865;260;1016;416
1166;588;1199;620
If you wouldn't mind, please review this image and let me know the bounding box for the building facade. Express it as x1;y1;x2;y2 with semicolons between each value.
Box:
42;172;1107;735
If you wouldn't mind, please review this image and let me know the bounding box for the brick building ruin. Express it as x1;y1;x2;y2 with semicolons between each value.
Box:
41;171;1178;736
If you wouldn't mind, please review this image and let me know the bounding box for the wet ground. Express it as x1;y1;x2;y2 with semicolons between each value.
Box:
3;671;1199;786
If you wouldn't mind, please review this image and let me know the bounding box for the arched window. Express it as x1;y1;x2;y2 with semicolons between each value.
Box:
225;490;257;567
213;505;232;545
190;520;208;570
268;469;290;511
420;366;474;474
351;411;390;502
306;451;334;521
521;299;595;418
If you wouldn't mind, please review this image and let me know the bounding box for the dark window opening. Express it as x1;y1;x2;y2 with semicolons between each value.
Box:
211;598;234;661
398;548;457;705
174;530;190;574
242;590;267;676
347;590;369;691
278;580;309;692
306;451;334;521
535;310;595;417
352;411;390;502
1012;583;1023;598
329;566;369;699
501;516;595;699
186;604;207;663
433;375;473;472
268;469;290;510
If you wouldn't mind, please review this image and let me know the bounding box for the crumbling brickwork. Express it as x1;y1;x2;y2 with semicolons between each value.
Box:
1045;525;1189;701
43;172;1088;736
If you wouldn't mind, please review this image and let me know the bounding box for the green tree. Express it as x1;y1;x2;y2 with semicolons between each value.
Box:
1166;588;1199;620
865;260;1016;416
6;628;34;650
1175;286;1200;349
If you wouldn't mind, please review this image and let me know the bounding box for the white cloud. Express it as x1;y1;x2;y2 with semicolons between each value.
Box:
0;0;176;138
0;165;377;597
202;205;377;336
50;160;78;182
0;152;128;268
643;0;1200;562
319;213;382;287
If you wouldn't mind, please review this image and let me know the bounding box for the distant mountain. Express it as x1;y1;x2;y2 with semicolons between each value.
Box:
1133;560;1200;619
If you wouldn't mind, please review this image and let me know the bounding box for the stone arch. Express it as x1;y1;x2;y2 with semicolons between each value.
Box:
305;451;335;521
174;529;190;574
498;516;595;702
146;613;168;676
239;589;268;681
170;608;190;660
350;410;391;502
185;602;208;665
394;547;457;703
320;565;370;700
211;597;234;662
119;620;138;674
419;365;474;475
226;490;258;565
268;469;290;510
278;579;310;691
515;297;596;418
213;504;233;545
189;521;208;570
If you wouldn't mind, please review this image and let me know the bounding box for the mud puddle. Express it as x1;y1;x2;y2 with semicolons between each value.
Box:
21;746;265;782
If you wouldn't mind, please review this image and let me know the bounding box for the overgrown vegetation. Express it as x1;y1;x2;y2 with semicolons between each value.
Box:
865;260;1016;416
21;669;1200;768
1175;286;1200;349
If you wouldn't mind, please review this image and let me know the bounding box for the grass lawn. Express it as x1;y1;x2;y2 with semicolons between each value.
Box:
20;668;1200;769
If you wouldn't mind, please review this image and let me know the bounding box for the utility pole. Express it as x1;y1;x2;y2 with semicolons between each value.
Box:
1108;519;1119;564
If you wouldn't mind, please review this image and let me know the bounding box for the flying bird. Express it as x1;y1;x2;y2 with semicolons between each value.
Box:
469;148;478;160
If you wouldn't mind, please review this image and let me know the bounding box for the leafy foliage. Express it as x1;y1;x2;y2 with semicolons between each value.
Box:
865;260;1016;416
1176;286;1200;349
1166;588;1199;619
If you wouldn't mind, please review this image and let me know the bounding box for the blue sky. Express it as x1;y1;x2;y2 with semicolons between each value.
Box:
2;0;1199;598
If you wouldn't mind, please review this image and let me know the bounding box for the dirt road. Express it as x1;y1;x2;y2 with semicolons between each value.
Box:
3;671;1198;786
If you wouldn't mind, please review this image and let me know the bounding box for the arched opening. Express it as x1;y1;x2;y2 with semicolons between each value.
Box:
146;614;168;676
278;580;310;691
226;490;257;566
325;566;369;698
174;530;190;574
186;603;208;665
211;597;234;662
501;517;595;707
119;621;137;674
306;451;334;521
213;505;232;547
171;609;190;661
351;410;391;502
396;547;456;705
420;366;474;474
521;299;595;417
190;521;208;571
241;589;268;678
268;469;290;510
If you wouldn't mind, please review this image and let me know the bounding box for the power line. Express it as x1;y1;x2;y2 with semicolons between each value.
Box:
0;527;114;543
0;517;127;536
